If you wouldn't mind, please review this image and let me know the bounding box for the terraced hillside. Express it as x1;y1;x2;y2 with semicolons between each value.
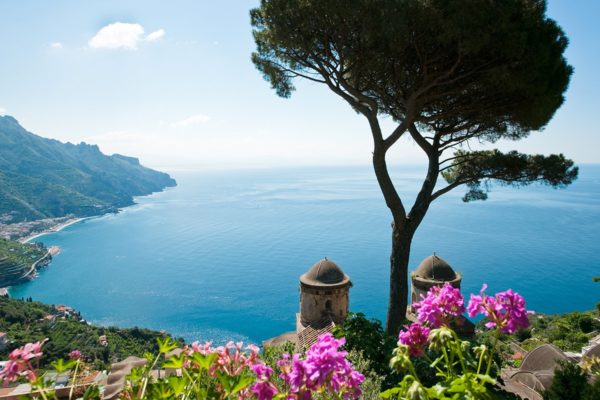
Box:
0;238;46;287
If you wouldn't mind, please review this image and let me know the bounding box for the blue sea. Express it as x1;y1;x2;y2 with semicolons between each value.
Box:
9;165;600;344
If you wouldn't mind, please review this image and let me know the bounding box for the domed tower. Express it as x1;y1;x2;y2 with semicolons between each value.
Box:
297;258;351;331
410;254;462;310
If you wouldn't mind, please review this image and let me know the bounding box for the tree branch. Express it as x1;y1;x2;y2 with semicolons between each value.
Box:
431;180;468;202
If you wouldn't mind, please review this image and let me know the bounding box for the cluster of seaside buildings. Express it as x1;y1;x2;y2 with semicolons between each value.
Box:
0;217;67;241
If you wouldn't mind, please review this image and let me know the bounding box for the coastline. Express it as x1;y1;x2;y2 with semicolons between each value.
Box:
19;217;86;244
1;246;60;297
20;245;61;281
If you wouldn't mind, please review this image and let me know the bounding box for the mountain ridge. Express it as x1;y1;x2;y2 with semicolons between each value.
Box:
0;115;176;223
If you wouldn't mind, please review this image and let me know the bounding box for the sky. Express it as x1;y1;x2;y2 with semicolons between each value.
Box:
0;1;598;171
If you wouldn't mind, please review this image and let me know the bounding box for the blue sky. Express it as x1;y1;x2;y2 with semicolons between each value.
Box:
0;1;598;170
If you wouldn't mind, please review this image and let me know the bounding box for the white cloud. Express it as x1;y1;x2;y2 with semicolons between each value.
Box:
146;29;165;42
88;22;166;50
50;42;63;49
0;107;6;115
170;114;210;128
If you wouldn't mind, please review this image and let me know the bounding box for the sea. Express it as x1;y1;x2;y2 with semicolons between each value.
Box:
9;165;600;344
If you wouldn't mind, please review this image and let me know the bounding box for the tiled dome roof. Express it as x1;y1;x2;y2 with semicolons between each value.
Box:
414;255;456;281
300;258;350;287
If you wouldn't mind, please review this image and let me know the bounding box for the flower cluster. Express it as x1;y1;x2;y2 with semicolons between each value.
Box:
277;333;364;400
398;323;430;357
0;340;46;385
251;364;278;400
187;340;261;376
387;284;533;399
467;284;531;334
183;340;262;399
68;349;82;360
413;282;465;327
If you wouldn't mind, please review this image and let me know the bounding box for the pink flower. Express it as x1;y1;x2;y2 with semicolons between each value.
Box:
18;341;45;361
190;340;213;355
251;364;278;400
413;283;465;327
0;340;46;386
277;333;364;399
398;323;430;357
468;284;531;334
0;360;22;384
68;350;82;360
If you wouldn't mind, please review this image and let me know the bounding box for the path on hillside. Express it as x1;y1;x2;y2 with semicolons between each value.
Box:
20;246;60;281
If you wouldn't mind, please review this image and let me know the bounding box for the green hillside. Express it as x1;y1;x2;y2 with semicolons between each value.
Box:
0;238;46;287
0;297;175;369
0;115;176;223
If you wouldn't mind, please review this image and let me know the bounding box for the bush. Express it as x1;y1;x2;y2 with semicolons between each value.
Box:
333;312;401;388
543;361;588;400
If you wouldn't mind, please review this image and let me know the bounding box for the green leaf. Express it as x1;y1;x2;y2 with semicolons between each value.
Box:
82;384;101;400
162;354;185;369
167;375;187;396
230;373;255;395
191;352;218;371
216;371;232;393
157;337;178;354
51;358;76;372
380;387;401;399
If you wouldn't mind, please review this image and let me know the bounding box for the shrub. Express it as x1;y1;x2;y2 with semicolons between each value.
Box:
333;312;400;387
543;361;588;400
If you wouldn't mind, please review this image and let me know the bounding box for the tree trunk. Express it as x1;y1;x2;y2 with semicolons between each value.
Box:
385;223;414;336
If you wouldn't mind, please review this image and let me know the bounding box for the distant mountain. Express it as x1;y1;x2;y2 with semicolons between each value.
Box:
0;115;176;223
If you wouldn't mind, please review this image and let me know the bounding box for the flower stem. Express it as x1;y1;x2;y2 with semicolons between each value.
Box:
486;329;501;376
442;346;455;378
140;353;162;398
68;360;79;400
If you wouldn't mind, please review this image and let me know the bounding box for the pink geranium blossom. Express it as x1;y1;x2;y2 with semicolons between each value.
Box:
398;323;431;357
0;360;22;384
0;340;46;386
413;283;465;327
468;284;531;334
251;364;278;400
278;333;364;399
190;340;213;355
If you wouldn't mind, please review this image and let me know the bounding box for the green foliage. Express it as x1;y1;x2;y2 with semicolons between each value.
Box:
514;312;600;352
0;115;176;223
543;361;591;400
345;350;386;400
0;297;175;369
252;0;572;131
333;313;399;386
0;238;46;286
333;313;444;389
442;150;578;202
383;326;507;400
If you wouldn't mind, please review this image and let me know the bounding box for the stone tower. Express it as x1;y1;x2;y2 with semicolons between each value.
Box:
297;258;351;331
410;254;462;310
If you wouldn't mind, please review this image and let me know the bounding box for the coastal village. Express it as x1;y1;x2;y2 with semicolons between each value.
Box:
0;216;82;242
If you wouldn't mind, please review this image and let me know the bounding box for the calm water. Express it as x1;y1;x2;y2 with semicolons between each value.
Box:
10;165;600;344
